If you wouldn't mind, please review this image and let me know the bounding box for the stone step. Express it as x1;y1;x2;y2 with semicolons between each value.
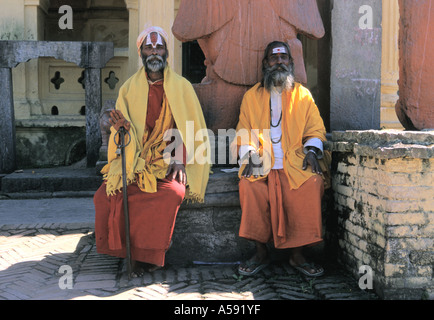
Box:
1;167;102;195
0;166;241;207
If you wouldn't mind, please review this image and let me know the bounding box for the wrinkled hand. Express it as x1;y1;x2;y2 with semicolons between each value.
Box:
166;162;187;185
241;151;264;178
302;150;322;175
109;110;131;132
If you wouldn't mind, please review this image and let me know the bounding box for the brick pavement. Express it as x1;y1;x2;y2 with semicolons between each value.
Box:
0;224;378;301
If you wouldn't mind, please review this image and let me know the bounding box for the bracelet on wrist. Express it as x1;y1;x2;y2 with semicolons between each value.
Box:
307;149;318;158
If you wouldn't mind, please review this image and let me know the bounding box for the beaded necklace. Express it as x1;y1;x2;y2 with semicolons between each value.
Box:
270;97;282;144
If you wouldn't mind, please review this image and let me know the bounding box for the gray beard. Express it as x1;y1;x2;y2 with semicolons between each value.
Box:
263;64;295;92
143;54;166;73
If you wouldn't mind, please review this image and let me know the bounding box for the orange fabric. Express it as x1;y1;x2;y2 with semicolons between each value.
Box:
231;83;329;190
94;180;185;266
238;170;324;249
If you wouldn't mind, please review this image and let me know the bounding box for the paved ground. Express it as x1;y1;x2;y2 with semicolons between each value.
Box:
0;197;378;301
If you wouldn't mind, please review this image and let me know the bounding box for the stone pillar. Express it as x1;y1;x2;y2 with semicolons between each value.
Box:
330;0;382;131
84;67;103;168
381;0;401;129
395;0;434;130
332;130;434;299
125;0;140;77
0;67;16;173
23;0;49;116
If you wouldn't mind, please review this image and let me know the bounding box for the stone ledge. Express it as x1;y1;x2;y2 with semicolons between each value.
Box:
332;130;434;159
15;116;86;128
332;130;434;145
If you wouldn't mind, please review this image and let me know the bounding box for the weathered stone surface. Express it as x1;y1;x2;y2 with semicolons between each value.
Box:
395;0;434;130
332;130;434;158
0;41;113;69
332;130;434;300
330;0;382;131
0;68;16;173
15;127;86;168
0;41;114;173
0;226;377;300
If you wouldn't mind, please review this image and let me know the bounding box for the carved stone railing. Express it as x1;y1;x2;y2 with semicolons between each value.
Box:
0;41;114;173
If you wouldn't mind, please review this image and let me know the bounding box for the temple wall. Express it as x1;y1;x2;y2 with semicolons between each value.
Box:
332;130;433;299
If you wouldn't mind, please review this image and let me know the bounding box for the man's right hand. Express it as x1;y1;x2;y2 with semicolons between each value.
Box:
109;110;131;132
241;151;264;178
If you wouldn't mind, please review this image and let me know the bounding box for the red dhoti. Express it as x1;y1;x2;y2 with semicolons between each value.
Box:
239;169;324;249
94;179;185;266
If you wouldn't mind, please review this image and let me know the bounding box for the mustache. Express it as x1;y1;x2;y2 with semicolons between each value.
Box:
143;54;166;72
268;63;290;73
146;54;164;63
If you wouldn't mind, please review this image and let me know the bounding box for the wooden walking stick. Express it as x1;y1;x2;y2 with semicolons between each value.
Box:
114;127;132;279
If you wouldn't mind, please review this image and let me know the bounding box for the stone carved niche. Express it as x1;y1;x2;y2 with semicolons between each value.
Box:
173;0;325;132
395;0;434;130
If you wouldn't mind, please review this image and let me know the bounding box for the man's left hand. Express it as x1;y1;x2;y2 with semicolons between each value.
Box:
166;162;187;185
302;150;322;175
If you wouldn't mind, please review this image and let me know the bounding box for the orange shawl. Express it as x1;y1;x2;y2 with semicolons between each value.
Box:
231;82;330;190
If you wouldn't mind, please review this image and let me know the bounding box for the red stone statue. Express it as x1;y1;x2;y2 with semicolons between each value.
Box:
395;0;434;130
173;0;325;132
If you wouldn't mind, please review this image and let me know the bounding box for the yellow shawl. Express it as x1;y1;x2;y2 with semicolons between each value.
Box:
101;65;211;203
231;82;331;190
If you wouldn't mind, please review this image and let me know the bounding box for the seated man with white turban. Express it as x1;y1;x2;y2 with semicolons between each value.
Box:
94;26;210;277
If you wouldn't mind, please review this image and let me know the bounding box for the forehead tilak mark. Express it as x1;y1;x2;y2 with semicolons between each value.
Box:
145;32;163;49
272;47;287;54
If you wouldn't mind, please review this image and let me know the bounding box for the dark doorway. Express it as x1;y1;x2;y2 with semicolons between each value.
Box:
316;0;332;133
182;41;206;84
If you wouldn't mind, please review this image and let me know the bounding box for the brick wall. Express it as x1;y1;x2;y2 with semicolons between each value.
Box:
331;130;433;299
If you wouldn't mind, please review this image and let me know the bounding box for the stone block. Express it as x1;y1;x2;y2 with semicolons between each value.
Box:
330;1;382;131
386;212;426;226
332;130;434;299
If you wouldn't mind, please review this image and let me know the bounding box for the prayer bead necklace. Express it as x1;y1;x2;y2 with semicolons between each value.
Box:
271;135;282;144
270;109;282;128
270;102;282;144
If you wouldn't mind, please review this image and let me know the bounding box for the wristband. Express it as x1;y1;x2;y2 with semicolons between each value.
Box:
307;149;318;158
170;159;183;165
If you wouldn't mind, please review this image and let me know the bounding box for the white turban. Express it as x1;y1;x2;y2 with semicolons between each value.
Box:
136;26;169;56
